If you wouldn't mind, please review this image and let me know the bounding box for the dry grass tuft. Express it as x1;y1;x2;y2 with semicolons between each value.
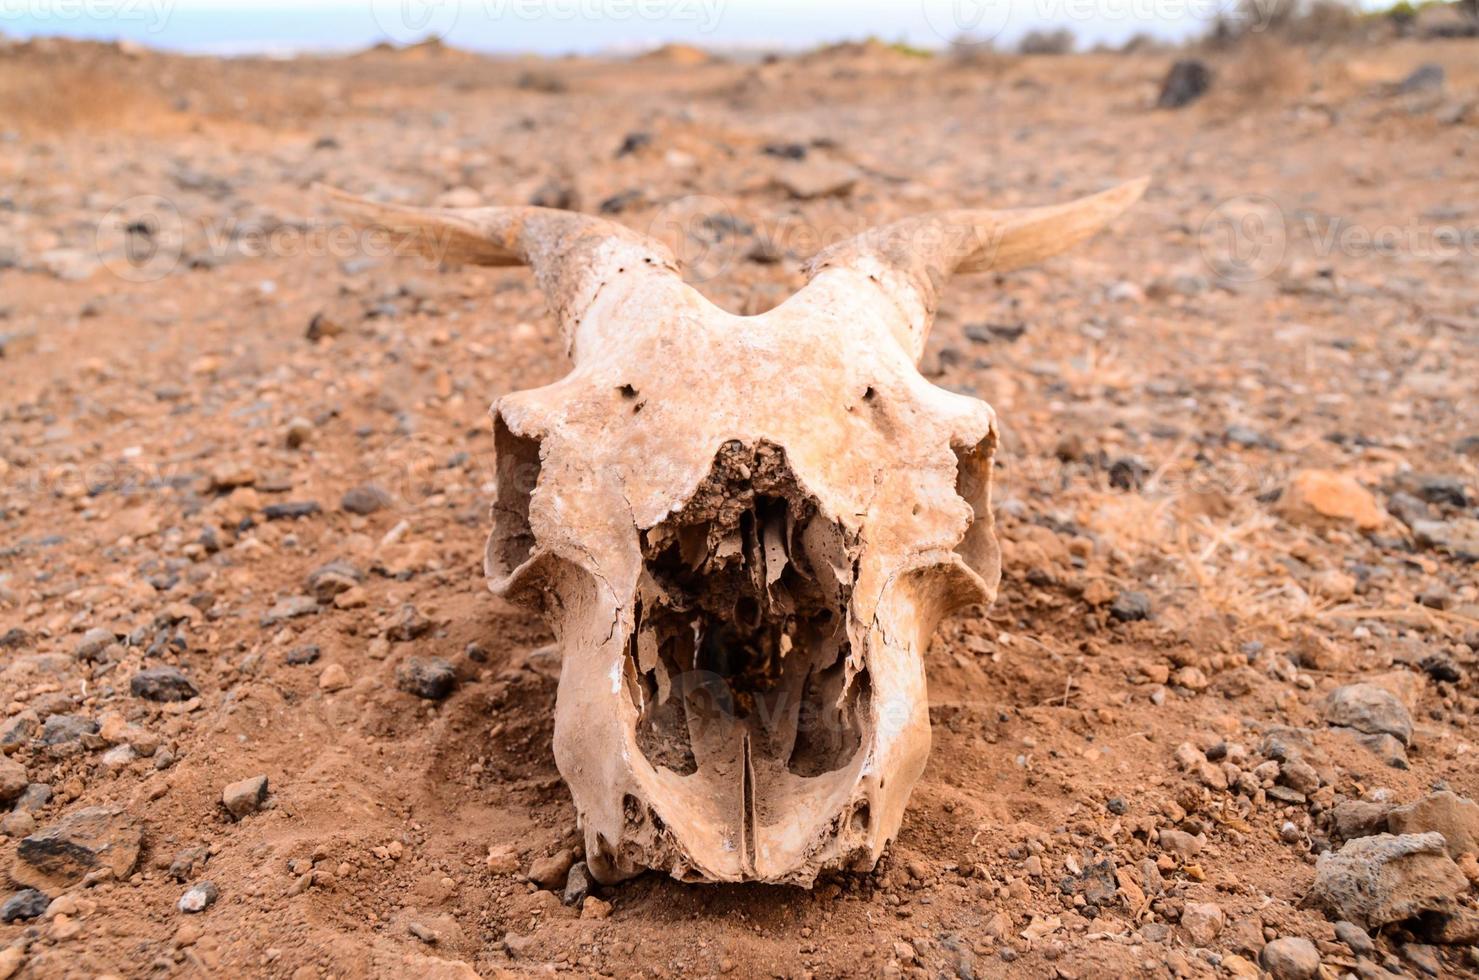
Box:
0;54;162;136
1211;35;1313;109
1018;28;1077;55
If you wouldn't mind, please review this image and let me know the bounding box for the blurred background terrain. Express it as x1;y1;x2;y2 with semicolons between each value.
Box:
0;1;1476;976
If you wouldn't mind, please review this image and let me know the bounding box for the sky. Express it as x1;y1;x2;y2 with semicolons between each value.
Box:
0;0;1241;56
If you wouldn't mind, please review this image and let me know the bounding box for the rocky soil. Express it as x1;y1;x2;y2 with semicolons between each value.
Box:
0;32;1477;979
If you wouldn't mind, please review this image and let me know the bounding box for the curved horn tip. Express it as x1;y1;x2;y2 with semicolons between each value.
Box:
1109;175;1152;208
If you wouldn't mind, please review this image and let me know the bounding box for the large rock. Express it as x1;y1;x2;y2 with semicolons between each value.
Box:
1305;833;1467;929
1324;684;1413;746
0;757;26;803
1279;470;1386;531
1387;791;1479;858
1329;799;1394;841
41;714;98;746
1181;901;1225;946
1260;937;1320;980
13;807;142;890
527;848;576;889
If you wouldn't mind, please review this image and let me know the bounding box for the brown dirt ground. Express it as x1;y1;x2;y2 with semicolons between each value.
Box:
0;32;1477;980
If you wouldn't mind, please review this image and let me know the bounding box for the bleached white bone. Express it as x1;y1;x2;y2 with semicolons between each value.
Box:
323;178;1147;885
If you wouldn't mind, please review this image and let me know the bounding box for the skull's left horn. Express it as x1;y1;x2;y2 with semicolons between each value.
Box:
317;185;683;357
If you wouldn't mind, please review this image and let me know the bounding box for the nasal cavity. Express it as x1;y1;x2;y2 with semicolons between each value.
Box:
625;440;869;782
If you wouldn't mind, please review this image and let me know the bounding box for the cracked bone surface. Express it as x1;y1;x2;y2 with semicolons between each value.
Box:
324;178;1147;885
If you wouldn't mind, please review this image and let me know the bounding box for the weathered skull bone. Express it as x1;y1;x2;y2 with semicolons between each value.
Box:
325;178;1146;885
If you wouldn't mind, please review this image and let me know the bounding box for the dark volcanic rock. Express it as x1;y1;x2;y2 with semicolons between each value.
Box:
131;666;199;702
262;500;322;520
341;484;392;515
396;657;456;700
387;603;433;642
0;888;49;922
1395;63;1444;95
562;861;592;905
1110;591;1152;622
306;559;365;601
1415;474;1469;508
14;807;143;889
41;713;97;745
1158;59;1213;109
286;644;321;665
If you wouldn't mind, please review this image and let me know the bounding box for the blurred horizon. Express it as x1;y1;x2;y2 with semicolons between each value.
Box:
0;0;1239;57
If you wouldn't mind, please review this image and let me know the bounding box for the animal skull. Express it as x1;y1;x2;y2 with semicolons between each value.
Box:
325;178;1146;885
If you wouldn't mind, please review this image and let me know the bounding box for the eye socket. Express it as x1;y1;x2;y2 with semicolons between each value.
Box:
486;411;543;583
952;432;1000;587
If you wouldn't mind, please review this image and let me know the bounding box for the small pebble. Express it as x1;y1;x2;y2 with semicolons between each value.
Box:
221;774;269;819
0;889;49;922
178;880;219;914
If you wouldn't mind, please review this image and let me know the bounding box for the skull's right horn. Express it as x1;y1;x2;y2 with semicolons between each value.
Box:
802;177;1150;360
